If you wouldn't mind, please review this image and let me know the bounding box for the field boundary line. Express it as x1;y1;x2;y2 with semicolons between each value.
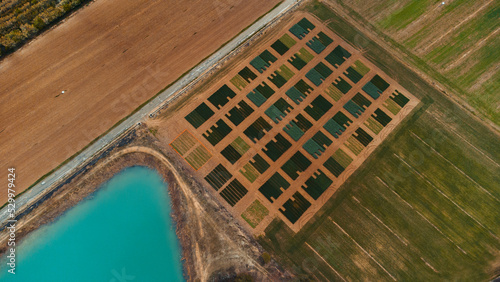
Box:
328;218;397;281
352;196;408;246
376;177;413;209
393;153;500;242
427;112;500;167
305;242;346;282
423;0;495;52
410;131;500;203
420;257;439;273
376;177;467;255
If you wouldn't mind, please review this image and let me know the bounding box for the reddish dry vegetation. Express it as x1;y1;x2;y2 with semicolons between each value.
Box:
0;0;281;204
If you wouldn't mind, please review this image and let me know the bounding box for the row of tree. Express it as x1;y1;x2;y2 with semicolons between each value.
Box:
0;0;84;58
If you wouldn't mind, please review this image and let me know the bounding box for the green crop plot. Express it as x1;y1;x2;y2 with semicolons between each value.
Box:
221;137;250;164
289;47;315;70
185;102;215;129
185;145;212;170
384;97;403;115
230;74;249;90
352;60;370;76
259;172;290;203
364;117;384;135
220;179;248;207
170;130;198;156
279;191;312;224
277;65;295;81
240;163;260;183
205;164;232;191
241;200;270;228
302;169;333;200
344;135;365;156
272;34;297;55
203;119;233;146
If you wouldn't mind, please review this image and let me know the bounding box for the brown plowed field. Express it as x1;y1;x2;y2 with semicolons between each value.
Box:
158;13;419;233
0;0;280;204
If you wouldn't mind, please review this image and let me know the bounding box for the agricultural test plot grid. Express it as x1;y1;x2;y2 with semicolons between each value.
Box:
169;14;419;233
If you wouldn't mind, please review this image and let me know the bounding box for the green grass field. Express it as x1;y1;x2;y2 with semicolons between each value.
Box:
258;2;500;280
337;0;500;125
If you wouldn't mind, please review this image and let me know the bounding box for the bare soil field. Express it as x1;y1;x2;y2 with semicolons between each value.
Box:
157;13;419;233
0;0;280;204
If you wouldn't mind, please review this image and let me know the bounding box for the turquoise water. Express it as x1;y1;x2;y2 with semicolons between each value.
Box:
0;166;184;281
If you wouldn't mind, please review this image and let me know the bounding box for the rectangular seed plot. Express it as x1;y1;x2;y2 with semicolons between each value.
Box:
240;154;270;183
262;133;292;162
288;48;314;71
221;137;250;164
364;117;384;135
281;151;312;180
372;108;392;126
323;148;353;177
289;17;315;39
323;111;353;139
247;82;275;107
343;92;372;118
205;164;232;191
306;32;333;54
208;84;237;109
268;65;295;88
384;90;410;115
301;169;333;200
259;172;290;203
285;79;313;105
265;98;293;124
344;135;365;156
170;130;198;156
303;130;333;159
305;95;333;121
203;119;232;146
331;76;352;98
220;179;248;207
225;100;254;126
230;67;258;91
306;62;333;86
271;34;296;55
185;102;215;129
325;45;351;68
250;50;278;73
362;74;390;99
344;60;370;84
244;117;273;143
283;113;313;141
184;145;212;170
280;191;311;224
353;127;373;147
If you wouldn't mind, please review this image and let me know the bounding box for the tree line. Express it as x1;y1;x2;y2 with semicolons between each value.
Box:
0;0;87;58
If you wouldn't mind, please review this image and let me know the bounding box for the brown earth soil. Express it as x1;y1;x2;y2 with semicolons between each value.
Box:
0;126;292;281
0;0;280;204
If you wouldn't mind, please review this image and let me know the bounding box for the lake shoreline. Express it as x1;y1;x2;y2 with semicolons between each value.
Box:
0;125;197;279
0;127;285;280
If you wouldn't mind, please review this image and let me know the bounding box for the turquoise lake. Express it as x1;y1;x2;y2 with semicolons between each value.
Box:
0;166;184;281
